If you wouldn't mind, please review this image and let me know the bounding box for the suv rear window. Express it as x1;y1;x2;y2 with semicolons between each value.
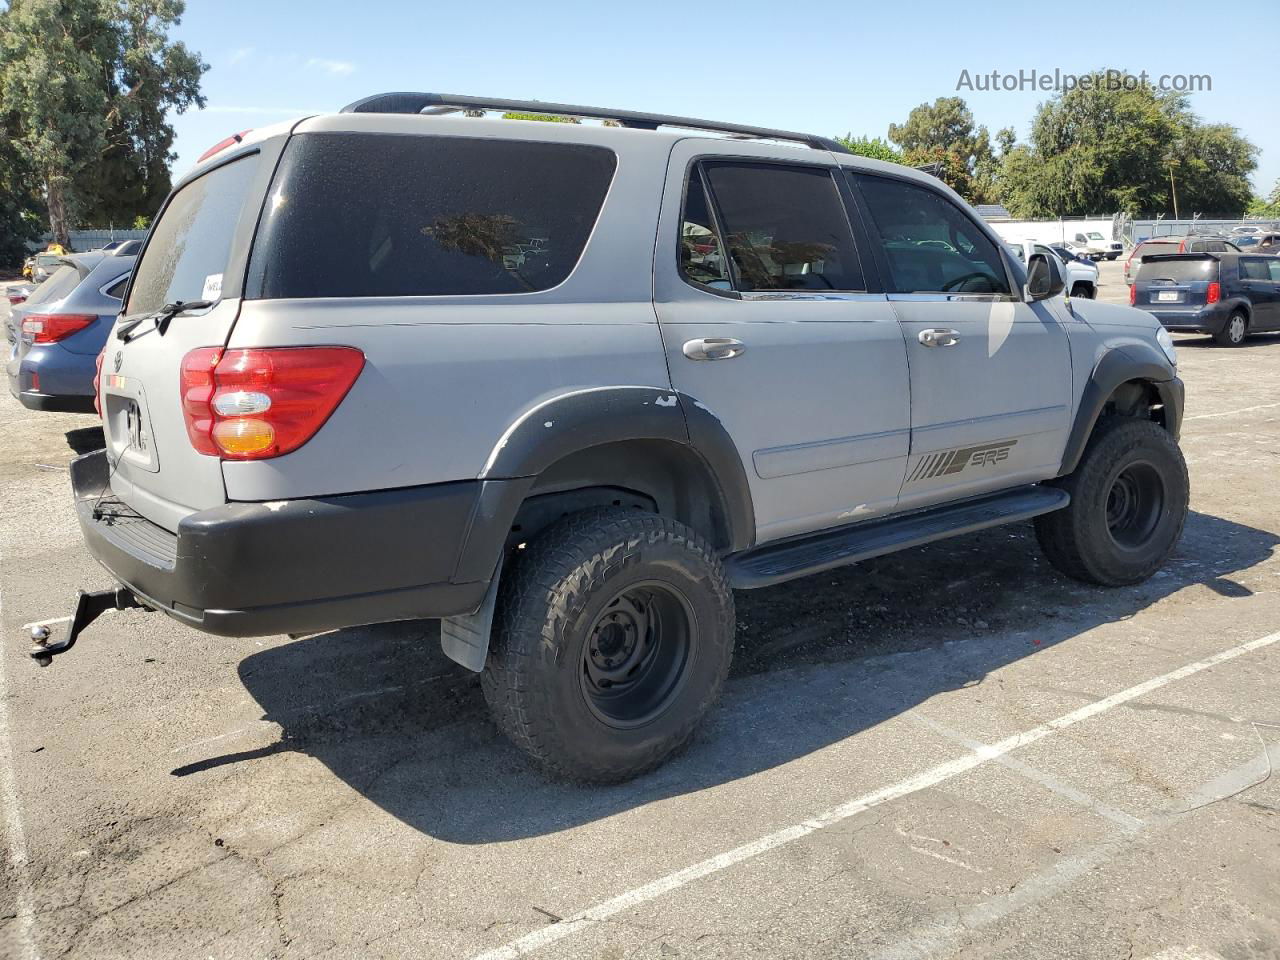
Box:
1136;257;1216;282
1135;241;1178;257
26;264;81;305
127;154;261;315
246;133;617;299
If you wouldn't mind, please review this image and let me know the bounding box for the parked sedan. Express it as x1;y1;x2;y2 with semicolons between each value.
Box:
6;252;133;412
1131;252;1280;346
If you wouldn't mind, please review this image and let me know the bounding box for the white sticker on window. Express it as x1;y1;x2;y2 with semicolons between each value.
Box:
201;273;223;301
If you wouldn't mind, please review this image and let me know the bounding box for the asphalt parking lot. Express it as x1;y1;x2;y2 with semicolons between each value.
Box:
3;259;1279;960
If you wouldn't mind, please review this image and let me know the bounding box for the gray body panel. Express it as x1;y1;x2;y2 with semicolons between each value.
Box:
98;109;1178;569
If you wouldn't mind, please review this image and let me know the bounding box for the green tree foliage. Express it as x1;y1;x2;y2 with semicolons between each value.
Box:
1245;179;1280;219
887;97;996;202
998;74;1257;218
0;0;206;245
834;134;901;163
0;111;43;269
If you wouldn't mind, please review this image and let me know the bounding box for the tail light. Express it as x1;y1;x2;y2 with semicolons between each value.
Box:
93;349;105;417
180;346;364;460
1129;284;1137;305
7;293;26;306
197;129;252;163
1206;282;1221;304
22;313;97;343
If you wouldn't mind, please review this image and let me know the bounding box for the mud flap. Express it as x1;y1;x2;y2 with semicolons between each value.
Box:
439;566;501;672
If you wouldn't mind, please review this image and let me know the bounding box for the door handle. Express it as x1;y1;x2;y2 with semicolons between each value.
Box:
918;328;960;347
683;337;746;361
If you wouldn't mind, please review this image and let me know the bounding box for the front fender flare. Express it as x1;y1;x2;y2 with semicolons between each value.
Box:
1058;345;1182;476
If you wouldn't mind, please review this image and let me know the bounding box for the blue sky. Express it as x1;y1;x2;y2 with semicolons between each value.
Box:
167;0;1276;201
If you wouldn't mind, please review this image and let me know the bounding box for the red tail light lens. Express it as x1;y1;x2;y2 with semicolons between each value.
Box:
1129;283;1137;305
93;349;106;417
22;313;97;343
1206;282;1221;304
7;293;26;306
180;346;364;460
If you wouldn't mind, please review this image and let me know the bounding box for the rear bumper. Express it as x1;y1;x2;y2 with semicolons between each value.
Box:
19;391;97;413
71;450;524;637
1139;305;1230;334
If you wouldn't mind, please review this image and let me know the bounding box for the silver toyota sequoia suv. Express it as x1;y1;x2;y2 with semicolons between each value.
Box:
42;93;1188;783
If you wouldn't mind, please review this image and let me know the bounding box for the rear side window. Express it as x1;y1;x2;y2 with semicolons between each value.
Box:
1136;258;1216;282
1240;258;1272;281
246;133;617;299
853;174;1011;295
127;154;261;314
699;162;865;292
1136;241;1177;258
104;276;129;300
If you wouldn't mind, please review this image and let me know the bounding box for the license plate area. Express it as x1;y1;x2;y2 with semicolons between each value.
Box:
1156;290;1181;302
102;375;160;473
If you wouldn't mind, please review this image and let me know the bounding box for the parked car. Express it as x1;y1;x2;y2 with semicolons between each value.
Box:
31;252;67;283
7;283;35;307
46;93;1187;783
1131;252;1280;346
1009;240;1098;299
1253;232;1280;254
1070;230;1123;261
1124;235;1241;284
6;253;133;411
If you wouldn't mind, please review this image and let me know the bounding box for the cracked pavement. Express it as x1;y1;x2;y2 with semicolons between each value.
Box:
3;261;1280;960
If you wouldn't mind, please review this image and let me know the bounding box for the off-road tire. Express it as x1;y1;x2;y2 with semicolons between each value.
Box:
481;508;735;783
1214;311;1248;347
1035;417;1188;586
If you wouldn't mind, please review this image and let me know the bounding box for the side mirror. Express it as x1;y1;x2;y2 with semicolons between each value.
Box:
1027;253;1065;301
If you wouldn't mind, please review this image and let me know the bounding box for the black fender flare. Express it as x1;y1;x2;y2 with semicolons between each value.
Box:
453;387;755;583
1058;346;1183;477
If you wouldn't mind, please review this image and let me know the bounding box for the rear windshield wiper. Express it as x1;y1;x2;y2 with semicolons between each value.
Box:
116;300;213;342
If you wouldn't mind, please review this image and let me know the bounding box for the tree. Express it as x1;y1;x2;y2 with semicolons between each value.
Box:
0;114;43;269
0;0;206;245
834;134;901;164
997;73;1256;218
501;112;580;124
887;97;996;203
1245;179;1280;219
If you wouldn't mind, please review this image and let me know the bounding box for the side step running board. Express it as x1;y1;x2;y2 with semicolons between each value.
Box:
726;485;1070;590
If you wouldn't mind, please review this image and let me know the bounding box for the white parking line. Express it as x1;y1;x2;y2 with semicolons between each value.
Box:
1184;400;1280;421
469;630;1280;960
0;594;40;960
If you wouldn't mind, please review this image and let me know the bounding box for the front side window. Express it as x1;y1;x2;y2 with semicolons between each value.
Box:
127;153;261;315
247;133;617;299
700;161;865;292
853;174;1011;296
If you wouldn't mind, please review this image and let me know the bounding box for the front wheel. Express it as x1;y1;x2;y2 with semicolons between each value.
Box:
482;508;735;782
1035;417;1188;586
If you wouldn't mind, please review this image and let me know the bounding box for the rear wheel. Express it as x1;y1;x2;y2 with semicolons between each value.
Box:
1214;311;1248;346
482;508;734;782
1035;417;1188;586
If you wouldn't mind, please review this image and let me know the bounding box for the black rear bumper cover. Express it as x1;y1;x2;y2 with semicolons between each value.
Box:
71;450;521;637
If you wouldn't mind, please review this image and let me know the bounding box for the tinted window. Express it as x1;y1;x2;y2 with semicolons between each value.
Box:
247;134;616;299
1136;258;1216;282
26;264;81;305
127;154;261;314
104;276;129;299
1240;258;1271;280
679;170;731;290
702;162;864;292
1269;261;1280;282
854;175;1011;295
1136;241;1178;258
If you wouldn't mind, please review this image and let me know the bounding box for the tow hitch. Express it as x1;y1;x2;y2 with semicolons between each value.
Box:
26;587;145;666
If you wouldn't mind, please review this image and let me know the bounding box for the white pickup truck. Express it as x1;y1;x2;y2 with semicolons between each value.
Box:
1008;240;1099;299
1070;230;1124;261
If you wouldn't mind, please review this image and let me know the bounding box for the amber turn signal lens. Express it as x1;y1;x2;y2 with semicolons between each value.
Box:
212;418;276;456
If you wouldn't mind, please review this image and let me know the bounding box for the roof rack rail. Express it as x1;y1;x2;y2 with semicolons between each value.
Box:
340;92;851;155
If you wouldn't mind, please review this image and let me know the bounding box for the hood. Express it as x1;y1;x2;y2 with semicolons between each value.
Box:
1070;298;1163;332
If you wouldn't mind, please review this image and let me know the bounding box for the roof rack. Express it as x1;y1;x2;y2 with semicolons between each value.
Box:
340;92;851;155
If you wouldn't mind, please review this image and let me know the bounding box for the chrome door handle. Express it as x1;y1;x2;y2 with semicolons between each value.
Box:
683;337;746;361
918;328;960;347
